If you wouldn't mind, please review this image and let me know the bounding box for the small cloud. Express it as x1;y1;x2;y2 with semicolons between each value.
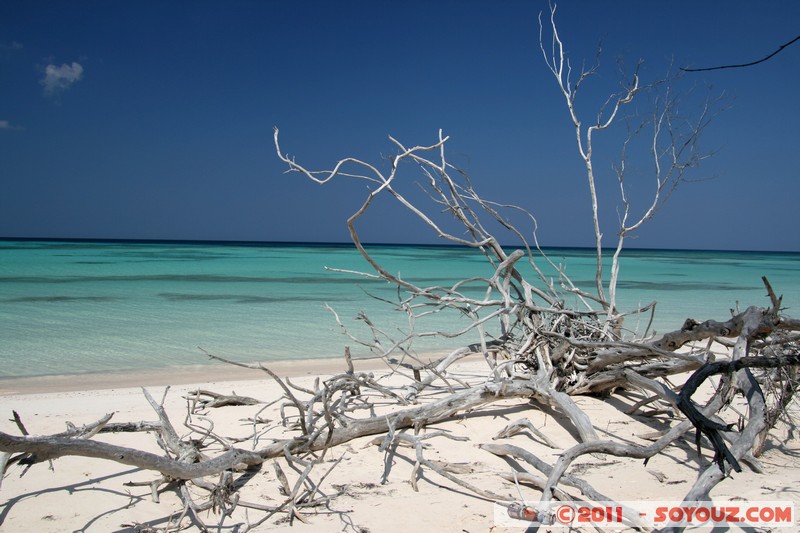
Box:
0;41;23;51
0;120;23;131
41;62;84;96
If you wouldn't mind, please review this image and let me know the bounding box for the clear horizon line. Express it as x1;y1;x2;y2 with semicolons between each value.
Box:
1;236;797;255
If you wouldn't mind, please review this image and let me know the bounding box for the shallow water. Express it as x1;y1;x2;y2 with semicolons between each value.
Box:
1;240;798;378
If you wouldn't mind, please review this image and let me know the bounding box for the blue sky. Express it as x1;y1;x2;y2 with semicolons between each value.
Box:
1;1;798;251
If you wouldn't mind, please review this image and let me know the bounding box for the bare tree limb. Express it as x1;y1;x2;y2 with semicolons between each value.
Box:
681;34;800;72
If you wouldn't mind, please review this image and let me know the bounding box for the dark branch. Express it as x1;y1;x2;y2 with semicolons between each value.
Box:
677;352;800;471
681;34;800;72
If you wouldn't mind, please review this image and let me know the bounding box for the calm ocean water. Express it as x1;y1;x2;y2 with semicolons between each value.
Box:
1;240;798;378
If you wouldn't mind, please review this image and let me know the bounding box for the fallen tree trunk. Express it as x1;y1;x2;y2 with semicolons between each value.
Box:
0;371;590;480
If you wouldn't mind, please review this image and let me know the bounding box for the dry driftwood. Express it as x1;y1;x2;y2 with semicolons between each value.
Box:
3;166;797;532
2;297;796;530
2;6;799;531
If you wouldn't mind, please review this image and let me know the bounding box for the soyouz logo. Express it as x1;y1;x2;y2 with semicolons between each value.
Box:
495;500;796;528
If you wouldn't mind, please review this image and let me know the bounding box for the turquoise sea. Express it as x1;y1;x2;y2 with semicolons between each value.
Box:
1;240;798;379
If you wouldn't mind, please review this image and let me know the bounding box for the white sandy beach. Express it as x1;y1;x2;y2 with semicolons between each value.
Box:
1;357;798;532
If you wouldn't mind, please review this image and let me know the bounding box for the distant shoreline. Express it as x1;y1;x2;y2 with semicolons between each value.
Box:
0;355;376;395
